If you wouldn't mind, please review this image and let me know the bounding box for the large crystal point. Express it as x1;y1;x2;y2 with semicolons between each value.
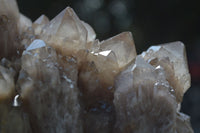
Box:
100;32;137;68
141;41;190;102
0;0;20;58
40;7;87;56
114;56;177;133
17;39;82;133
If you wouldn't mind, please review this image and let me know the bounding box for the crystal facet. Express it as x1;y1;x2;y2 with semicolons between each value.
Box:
100;32;137;68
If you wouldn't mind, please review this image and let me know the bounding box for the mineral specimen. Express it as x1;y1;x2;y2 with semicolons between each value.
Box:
0;0;193;133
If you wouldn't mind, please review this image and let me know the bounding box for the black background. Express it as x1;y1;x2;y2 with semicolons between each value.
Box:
17;0;200;132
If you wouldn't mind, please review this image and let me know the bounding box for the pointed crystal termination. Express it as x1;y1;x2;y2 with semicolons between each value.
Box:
0;0;20;59
114;56;177;133
33;15;49;35
17;39;82;133
40;7;88;56
100;32;137;68
141;41;191;103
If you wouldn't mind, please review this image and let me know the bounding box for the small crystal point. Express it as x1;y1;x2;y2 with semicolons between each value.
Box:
34;14;49;25
33;14;49;35
100;32;137;68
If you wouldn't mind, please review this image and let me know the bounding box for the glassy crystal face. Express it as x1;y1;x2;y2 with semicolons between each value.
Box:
0;0;193;133
99;32;137;68
33;15;49;35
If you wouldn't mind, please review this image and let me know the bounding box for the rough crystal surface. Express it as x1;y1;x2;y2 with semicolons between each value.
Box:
141;41;191;103
17;40;82;133
0;60;15;100
0;0;193;133
114;56;177;133
0;0;20;58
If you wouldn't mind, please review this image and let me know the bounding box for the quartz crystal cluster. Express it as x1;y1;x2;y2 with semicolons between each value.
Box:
0;0;193;133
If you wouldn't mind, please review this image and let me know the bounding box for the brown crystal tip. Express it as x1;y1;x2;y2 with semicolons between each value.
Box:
0;0;193;133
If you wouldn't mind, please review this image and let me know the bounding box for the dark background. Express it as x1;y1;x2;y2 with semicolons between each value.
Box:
17;0;200;132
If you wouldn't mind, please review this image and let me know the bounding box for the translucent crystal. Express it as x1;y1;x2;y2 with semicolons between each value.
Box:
81;21;96;43
40;7;87;56
99;32;137;68
33;15;49;35
141;41;191;102
17;40;82;133
113;56;177;133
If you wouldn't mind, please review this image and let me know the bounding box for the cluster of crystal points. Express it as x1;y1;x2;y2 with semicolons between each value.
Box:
0;0;193;133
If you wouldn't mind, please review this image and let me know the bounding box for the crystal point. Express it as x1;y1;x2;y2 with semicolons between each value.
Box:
40;7;87;56
33;14;49;35
100;32;137;68
141;41;191;102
